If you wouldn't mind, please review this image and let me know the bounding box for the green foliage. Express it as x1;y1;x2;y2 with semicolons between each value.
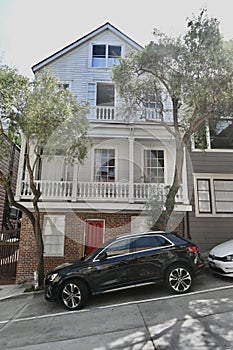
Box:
0;67;90;164
0;65;90;286
113;8;233;230
113;8;233;139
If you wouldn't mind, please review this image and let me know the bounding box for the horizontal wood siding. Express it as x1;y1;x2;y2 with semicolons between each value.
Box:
42;30;137;106
188;151;233;252
191;151;233;174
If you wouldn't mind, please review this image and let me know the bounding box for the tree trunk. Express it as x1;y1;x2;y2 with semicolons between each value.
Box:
34;217;44;288
152;134;184;231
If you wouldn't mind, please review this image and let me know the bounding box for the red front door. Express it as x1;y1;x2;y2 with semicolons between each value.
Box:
85;220;104;255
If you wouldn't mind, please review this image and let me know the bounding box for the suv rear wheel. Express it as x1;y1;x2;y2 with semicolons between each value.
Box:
165;265;192;294
60;279;89;310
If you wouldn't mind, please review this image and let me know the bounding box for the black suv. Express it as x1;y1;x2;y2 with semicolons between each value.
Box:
44;231;204;310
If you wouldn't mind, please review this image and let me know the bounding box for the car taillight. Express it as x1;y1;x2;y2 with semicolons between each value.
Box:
188;246;198;254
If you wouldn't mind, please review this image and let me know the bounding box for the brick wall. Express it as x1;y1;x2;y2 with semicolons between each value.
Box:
16;211;184;283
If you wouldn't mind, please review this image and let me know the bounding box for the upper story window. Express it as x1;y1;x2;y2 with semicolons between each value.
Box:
144;150;165;183
92;44;121;67
94;149;115;182
209;119;233;149
194;118;233;150
97;83;114;107
143;94;160;109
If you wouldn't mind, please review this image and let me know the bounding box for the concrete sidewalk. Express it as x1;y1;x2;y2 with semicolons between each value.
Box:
0;283;40;301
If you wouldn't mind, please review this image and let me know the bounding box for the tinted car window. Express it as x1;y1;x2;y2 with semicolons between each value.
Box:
166;233;188;245
131;235;171;252
104;238;132;257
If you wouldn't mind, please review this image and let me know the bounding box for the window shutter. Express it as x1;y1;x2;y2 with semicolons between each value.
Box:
88;83;96;106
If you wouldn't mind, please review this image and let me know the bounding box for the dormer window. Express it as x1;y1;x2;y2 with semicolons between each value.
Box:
92;44;121;67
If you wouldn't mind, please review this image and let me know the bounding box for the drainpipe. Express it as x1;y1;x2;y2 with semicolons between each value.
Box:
184;211;191;240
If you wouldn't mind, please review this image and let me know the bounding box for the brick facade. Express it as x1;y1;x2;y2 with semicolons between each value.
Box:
16;211;184;283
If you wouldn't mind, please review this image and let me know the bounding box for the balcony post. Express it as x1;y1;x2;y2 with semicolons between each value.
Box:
128;133;134;203
71;162;78;201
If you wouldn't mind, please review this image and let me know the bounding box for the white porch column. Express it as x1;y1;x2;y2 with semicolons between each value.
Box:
128;132;134;203
71;162;79;201
15;135;26;200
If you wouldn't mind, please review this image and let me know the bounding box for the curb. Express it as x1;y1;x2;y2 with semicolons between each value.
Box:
0;289;43;302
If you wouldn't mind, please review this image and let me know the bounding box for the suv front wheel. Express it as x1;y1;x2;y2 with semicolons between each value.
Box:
165;265;192;294
60;279;89;310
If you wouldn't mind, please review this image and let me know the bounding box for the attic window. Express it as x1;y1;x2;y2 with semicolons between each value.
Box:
92;44;121;67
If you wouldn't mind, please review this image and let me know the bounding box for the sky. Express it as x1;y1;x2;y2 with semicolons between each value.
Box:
1;0;233;79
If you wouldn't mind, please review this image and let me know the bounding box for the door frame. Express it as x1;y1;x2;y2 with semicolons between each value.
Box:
84;219;105;256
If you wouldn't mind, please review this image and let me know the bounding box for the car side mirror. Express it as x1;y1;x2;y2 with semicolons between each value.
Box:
98;251;107;261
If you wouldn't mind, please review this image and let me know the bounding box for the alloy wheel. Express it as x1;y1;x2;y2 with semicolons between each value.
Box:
62;282;82;309
168;267;192;293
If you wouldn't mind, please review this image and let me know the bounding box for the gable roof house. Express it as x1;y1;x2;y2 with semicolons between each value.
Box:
15;23;192;283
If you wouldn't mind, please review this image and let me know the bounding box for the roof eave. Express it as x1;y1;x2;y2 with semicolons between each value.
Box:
32;22;143;73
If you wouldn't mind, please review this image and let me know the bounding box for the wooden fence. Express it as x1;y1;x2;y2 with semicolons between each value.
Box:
0;229;20;278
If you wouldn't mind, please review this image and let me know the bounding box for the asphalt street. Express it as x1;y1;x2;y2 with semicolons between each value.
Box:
0;268;233;350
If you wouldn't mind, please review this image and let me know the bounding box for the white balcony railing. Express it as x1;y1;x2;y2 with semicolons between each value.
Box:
88;106;173;122
89;106;115;120
20;180;184;203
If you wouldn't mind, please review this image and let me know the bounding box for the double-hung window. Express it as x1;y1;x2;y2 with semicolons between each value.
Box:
94;149;115;182
92;44;121;67
144;150;164;183
43;215;65;256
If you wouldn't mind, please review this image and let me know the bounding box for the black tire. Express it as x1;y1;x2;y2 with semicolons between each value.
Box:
60;279;89;310
165;264;193;294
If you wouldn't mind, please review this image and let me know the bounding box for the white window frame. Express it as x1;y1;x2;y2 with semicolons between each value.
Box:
88;81;115;106
89;43;124;68
43;215;65;256
96;81;115;107
194;173;233;217
142;147;166;184
92;146;118;182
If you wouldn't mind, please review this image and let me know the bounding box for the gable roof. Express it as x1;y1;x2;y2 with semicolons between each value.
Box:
32;22;143;73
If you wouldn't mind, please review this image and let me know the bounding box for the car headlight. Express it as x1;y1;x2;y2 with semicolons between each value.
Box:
48;273;59;282
224;255;233;262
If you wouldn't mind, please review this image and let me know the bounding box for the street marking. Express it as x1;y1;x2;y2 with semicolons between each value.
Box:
1;284;233;325
98;284;233;309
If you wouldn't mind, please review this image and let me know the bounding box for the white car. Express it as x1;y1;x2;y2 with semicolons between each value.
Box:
208;240;233;277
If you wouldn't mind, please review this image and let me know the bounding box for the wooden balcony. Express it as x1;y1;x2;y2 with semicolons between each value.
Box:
88;106;173;122
20;180;184;203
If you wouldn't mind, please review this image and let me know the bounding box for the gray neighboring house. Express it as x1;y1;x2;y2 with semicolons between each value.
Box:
188;119;233;252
